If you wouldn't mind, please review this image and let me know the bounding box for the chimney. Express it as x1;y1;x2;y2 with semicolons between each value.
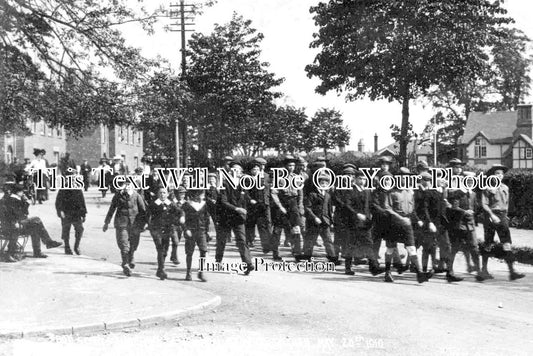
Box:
374;133;378;152
515;104;532;139
358;139;365;152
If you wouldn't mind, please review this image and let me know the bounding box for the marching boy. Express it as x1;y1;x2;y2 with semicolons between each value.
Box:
148;187;184;280
480;164;524;281
181;189;210;282
169;186;187;265
302;173;336;263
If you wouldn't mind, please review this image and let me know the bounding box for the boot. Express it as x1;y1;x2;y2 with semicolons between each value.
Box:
170;245;179;265
121;253;131;276
198;271;207;282
393;262;408;274
156;269;167;280
64;239;73;255
185;272;192;281
74;238;81;255
345;257;354;275
156;251;166;280
369;260;385;276
128;251;135;269
446;272;463;283
273;251;283;261
384;271;394;282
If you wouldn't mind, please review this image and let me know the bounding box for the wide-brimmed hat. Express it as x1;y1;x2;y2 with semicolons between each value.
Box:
297;157;307;164
223;156;234;162
113;155;122;160
447;158;464;167
486;164;508;176
177;186;187;194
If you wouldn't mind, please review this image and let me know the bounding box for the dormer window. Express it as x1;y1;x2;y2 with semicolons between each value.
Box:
474;137;487;158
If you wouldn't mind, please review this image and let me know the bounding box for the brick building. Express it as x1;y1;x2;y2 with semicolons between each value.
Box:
0;119;67;165
1;121;144;172
67;124;144;172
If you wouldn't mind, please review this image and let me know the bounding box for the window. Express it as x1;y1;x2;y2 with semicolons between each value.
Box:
101;125;106;144
527;148;532;159
119;126;125;142
137;132;142;146
474;137;487;158
131;130;135;145
48;125;53;137
56;126;62;138
40;121;45;136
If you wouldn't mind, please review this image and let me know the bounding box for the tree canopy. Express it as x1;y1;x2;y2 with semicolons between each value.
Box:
306;0;512;164
185;13;284;161
0;0;162;134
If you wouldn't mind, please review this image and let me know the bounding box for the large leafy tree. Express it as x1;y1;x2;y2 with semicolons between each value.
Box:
263;105;309;155
0;0;162;134
136;71;192;162
425;27;532;157
186;13;284;161
306;0;512;165
305;108;350;156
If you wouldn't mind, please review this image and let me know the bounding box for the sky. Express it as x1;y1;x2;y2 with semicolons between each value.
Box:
123;0;533;152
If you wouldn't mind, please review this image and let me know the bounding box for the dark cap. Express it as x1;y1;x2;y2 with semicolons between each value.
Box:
342;167;357;175
283;155;297;164
447;158;464;167
378;156;393;164
419;172;432;181
416;160;429;170
342;163;357;170
12;184;24;193
399;167;412;175
253;157;267;165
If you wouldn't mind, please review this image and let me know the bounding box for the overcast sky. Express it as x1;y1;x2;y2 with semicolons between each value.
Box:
124;0;533;151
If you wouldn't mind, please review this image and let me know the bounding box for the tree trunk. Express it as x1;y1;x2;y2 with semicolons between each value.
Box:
399;94;410;167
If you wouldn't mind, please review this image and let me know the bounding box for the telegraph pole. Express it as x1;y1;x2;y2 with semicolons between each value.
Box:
169;1;195;168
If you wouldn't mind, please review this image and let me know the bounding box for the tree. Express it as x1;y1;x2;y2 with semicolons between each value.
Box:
305;108;350;156
425;27;532;157
186;13;284;160
0;0;162;134
306;0;512;165
135;71;192;161
263;105;309;155
491;28;532;111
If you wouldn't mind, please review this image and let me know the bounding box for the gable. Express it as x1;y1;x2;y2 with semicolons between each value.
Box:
461;111;517;144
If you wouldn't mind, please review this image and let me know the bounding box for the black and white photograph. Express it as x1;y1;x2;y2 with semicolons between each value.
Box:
1;0;533;355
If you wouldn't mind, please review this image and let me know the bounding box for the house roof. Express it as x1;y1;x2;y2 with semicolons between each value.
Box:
460;111;517;145
513;134;533;146
377;140;432;156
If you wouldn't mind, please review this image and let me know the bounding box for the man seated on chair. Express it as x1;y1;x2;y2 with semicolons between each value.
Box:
2;184;62;258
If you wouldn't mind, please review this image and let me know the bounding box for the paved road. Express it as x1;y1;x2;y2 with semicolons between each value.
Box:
2;188;533;356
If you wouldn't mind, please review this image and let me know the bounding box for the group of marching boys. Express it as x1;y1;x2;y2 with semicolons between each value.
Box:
102;155;525;284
